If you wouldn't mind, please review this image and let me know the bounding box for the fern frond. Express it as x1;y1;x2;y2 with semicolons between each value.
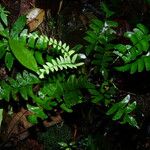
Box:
0;71;40;101
92;50;113;79
115;55;150;74
18;31;84;78
38;54;84;79
19;31;72;55
85;18;117;79
114;24;150;63
114;24;150;74
38;75;95;112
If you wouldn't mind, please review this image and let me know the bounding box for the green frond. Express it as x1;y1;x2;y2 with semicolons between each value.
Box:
38;75;96;112
106;95;138;128
115;55;150;74
85;18;117;79
114;24;150;74
19;31;72;55
38;54;84;79
114;24;150;63
0;70;40;101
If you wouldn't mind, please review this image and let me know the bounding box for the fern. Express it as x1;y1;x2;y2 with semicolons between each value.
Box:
18;31;84;78
0;13;84;74
88;80;116;105
38;75;95;112
114;24;150;73
38;54;84;79
0;4;9;27
106;95;138;128
115;55;150;74
0;11;84;123
0;70;40;101
20;31;74;56
85;19;118;79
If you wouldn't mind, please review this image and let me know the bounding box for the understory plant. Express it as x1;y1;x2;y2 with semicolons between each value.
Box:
83;3;139;128
0;5;85;124
0;2;141;141
114;23;150;74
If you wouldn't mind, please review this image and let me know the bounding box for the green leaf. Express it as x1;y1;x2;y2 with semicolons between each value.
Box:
107;95;130;116
26;86;34;97
11;89;18;101
19;29;28;45
114;44;127;53
0;109;3;127
106;103;120;115
60;103;73;113
92;96;103;103
27;115;38;125
0;81;11;101
19;87;28;100
124;115;139;128
115;64;130;72
27;104;47;119
137;24;149;34
0;28;9;38
101;2;114;18
84;36;96;44
126;101;137;114
72;44;83;52
72;54;78;63
36;36;45;49
140;38;149;52
86;31;97;41
58;142;68;147
1;11;8;26
75;62;84;66
28;33;38;48
106;21;118;27
89;89;100;96
112;108;124;120
0;22;4;31
121;94;130;104
92;19;103;27
10;15;26;37
144;56;150;71
130;61;137;74
34;51;44;65
5;52;14;71
137;57;145;72
0;41;7;59
9;39;38;72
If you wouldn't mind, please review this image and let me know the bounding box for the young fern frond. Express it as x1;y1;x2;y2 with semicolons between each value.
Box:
114;24;150;73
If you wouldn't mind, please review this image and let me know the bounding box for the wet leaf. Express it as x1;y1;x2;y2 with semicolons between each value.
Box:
124;115;139;128
10;15;26;37
9;39;38;72
27;104;47;119
126;101;137;114
5;52;14;71
112;108;124;120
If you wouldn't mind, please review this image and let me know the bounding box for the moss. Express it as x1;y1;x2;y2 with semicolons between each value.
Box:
37;124;71;150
